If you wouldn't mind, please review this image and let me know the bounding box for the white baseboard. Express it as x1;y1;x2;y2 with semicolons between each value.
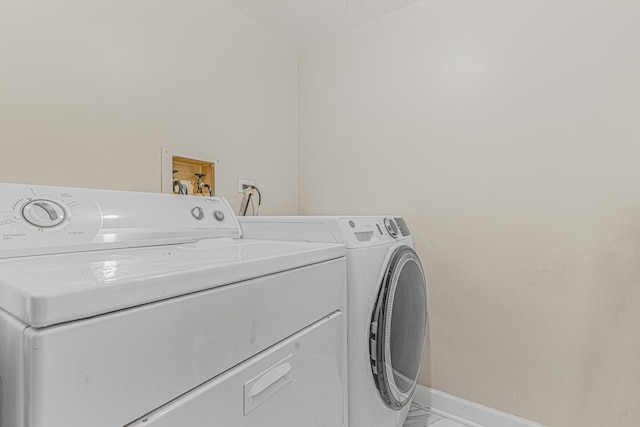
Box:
412;385;544;427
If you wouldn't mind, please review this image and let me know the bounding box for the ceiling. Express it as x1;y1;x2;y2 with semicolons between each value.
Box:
225;0;423;50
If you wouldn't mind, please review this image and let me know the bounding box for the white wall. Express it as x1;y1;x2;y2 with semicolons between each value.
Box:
297;0;640;426
0;0;297;214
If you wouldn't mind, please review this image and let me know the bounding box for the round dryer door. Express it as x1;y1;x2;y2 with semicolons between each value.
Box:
370;245;427;409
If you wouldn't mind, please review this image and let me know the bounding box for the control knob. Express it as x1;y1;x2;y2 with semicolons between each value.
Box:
384;218;399;238
21;200;66;228
191;207;204;220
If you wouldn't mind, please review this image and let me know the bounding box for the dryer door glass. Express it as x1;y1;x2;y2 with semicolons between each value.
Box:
370;245;427;409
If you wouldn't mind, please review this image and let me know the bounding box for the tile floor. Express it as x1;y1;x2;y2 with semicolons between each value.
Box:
404;402;470;427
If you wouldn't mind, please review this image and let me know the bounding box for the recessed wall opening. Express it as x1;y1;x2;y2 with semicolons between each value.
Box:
161;147;217;196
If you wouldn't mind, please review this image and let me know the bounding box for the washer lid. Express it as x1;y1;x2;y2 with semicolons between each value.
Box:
0;238;345;327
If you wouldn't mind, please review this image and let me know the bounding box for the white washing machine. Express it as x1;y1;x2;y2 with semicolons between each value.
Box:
240;216;428;427
0;184;348;427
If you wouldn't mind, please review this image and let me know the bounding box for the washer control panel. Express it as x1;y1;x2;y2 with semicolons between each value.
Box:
338;217;408;247
0;184;241;258
0;186;103;249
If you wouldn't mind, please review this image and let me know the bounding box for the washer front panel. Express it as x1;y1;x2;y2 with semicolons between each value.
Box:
23;258;346;427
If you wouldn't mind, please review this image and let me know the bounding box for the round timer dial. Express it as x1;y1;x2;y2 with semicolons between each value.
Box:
384;218;399;238
21;200;67;228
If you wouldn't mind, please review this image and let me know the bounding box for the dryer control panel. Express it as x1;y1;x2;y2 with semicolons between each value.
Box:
0;183;241;258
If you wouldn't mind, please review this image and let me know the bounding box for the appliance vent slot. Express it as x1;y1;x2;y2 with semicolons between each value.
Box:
394;218;410;237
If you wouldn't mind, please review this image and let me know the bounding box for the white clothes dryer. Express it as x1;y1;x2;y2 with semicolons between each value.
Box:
240;216;428;427
0;184;348;427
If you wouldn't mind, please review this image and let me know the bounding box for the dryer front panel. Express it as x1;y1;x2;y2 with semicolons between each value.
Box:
370;245;427;409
